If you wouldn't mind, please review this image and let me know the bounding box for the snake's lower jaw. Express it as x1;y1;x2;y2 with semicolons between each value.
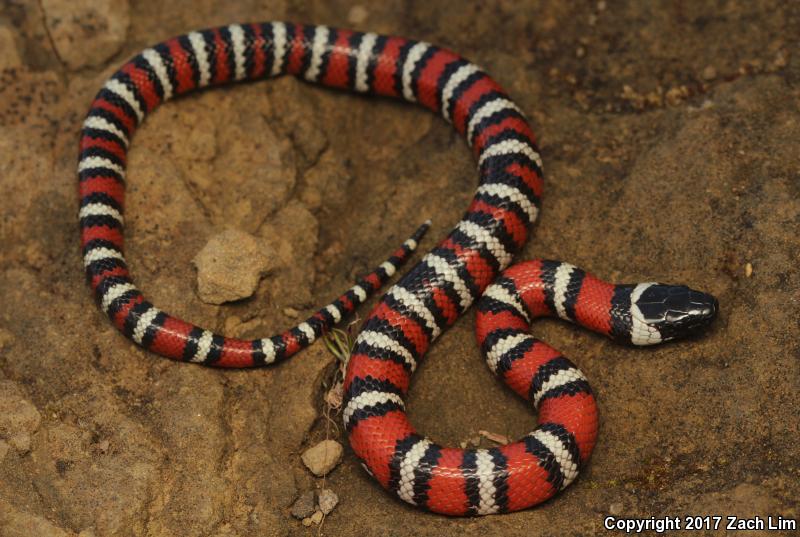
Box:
636;284;719;343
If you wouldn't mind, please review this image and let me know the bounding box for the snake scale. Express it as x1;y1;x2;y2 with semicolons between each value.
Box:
78;22;718;516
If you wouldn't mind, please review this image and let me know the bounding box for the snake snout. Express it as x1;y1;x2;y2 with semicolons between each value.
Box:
694;290;718;324
676;288;718;332
634;284;718;342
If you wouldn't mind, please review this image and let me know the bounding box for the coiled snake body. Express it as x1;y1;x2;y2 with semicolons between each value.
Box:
79;22;718;515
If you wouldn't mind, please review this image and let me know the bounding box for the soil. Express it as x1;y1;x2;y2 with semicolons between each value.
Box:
0;1;798;536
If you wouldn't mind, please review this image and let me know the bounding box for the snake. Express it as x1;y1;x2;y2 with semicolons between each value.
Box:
78;22;718;516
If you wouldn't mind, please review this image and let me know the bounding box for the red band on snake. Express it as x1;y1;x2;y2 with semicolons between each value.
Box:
79;22;717;515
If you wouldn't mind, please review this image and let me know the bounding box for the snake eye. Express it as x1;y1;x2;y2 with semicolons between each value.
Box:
634;284;718;342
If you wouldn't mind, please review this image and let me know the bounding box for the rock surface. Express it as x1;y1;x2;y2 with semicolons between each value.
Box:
0;380;41;453
41;0;130;70
301;440;343;477
0;25;21;69
0;498;72;537
0;2;798;537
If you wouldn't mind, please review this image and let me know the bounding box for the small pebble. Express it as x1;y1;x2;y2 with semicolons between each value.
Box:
290;491;316;520
347;5;369;25
702;65;717;81
745;262;753;277
665;85;689;106
609;502;623;515
318;488;339;515
283;306;300;318
310;510;324;525
301;440;343;476
302;517;313;527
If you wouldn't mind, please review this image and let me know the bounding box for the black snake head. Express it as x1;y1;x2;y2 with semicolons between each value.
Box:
629;283;718;345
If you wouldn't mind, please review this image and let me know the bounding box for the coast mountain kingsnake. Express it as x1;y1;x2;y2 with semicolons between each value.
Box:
78;22;718;515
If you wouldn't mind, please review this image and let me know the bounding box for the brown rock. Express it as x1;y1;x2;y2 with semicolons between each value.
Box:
318;488;339;515
301;440;343;477
309;510;323;525
193;228;275;304
290;491;316;520
41;0;130;70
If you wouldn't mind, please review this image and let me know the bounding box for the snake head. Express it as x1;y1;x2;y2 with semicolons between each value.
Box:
628;283;718;345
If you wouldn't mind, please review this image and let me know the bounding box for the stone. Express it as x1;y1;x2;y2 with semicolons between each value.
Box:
0;380;41;453
309;510;323;525
290;491;316;520
301;440;343;477
317;489;339;515
193;228;275;304
41;0;130;70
